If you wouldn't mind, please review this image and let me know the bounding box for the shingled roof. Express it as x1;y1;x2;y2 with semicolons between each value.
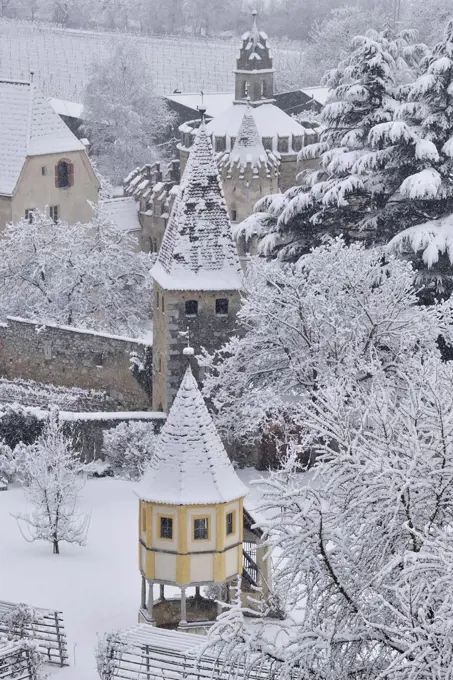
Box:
0;79;85;196
152;120;242;291
137;364;248;505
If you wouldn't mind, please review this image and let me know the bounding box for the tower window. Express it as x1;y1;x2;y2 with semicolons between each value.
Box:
216;298;229;316
49;205;59;223
156;290;160;307
160;516;173;539
194;517;209;540
162;296;165;312
185;300;198;317
278;136;289;153
261;80;266;98
244;81;250;97
262;137;273;151
226;511;234;536
55;159;74;188
158;356;162;373
231;208;237;222
215;136;226;153
292;135;303;152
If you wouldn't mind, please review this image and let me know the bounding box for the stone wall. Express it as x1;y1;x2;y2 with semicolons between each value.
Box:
0;317;153;411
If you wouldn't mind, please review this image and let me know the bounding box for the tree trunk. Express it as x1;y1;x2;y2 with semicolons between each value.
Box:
53;539;59;554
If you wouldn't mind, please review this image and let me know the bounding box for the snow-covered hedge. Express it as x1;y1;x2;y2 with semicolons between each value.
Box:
102;421;157;480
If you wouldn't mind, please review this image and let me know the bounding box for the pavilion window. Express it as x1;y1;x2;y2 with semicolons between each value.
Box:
185;300;198;317
160;516;173;539
226;511;234;536
194;517;209;540
292;135;303;152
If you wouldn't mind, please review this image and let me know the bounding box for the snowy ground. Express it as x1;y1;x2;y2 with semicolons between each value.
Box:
0;469;268;680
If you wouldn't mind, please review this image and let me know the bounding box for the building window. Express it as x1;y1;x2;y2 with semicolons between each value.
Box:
262;137;273;151
292;135;303;152
194;517;209;540
41;166;47;176
160;516;173;539
156;290;160;307
49;205;59;223
278;137;289;153
142;507;147;532
226;511;234;536
261;80;266;98
158;356;162;373
185;300;198;317
162;296;165;312
231;208;237;222
55;159;74;189
25;208;35;223
215;136;226;153
216;298;229;316
243;81;250;97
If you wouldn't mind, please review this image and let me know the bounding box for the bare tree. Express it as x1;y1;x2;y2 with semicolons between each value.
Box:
14;409;89;555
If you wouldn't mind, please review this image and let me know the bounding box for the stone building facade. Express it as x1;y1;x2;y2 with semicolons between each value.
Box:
0;79;99;230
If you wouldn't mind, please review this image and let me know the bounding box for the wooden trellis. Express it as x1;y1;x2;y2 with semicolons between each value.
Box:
99;625;271;680
0;640;38;680
0;601;68;667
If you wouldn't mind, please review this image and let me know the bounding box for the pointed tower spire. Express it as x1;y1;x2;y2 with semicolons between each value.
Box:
221;105;279;173
152;121;242;291
234;10;275;104
138;364;248;505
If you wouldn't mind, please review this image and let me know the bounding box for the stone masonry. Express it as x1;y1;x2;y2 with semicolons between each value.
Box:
0;317;153;411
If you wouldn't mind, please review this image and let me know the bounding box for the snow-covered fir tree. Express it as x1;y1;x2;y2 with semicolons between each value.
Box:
236;27;425;261
202;239;452;443
14;408;89;554
206;356;453;680
0;208;153;336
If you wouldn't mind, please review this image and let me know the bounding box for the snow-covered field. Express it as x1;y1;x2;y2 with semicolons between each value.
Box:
0;470;266;680
0;19;301;102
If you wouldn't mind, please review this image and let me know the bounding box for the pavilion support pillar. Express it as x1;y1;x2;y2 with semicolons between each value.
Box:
147;580;154;620
195;586;201;599
180;586;187;626
141;575;146;609
160;584;165;601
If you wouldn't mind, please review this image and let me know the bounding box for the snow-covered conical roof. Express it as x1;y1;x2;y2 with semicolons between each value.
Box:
219;106;279;173
152;120;242;291
137;364;248;505
239;10;272;68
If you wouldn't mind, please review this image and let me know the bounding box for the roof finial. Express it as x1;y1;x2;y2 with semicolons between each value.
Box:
198;90;207;124
180;327;194;358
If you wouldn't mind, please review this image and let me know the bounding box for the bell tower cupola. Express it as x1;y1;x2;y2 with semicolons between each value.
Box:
234;10;275;105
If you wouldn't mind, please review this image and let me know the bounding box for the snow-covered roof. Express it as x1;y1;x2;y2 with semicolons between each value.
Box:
101;197;142;233
219;105;279;172
206;102;306;145
48;97;84;119
165;92;233;118
137;364;248;505
152;120;242;292
301;86;330;106
0;79;85;196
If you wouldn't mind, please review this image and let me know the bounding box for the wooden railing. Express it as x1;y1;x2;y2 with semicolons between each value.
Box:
0;602;68;667
0;640;38;680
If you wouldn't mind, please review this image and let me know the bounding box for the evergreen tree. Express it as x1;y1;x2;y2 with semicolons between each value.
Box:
238;27;424;261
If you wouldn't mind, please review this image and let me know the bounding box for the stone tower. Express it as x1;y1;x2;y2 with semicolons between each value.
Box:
234;10;275;105
137;350;248;627
151;117;242;413
218;104;280;226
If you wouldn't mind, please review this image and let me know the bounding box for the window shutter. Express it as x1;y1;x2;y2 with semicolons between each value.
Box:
54;164;59;188
68;162;74;187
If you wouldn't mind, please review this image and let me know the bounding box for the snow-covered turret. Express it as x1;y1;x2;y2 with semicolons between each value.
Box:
235;10;275;104
218;105;279;226
151;116;242;413
137;355;247;626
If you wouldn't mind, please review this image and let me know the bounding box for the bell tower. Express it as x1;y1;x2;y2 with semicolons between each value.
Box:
234;10;275;105
151;114;242;413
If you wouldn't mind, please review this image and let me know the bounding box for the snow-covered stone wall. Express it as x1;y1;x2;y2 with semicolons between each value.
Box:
0;317;153;411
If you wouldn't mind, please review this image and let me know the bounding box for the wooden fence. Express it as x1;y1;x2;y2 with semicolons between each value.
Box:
0;640;38;680
0;601;68;667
